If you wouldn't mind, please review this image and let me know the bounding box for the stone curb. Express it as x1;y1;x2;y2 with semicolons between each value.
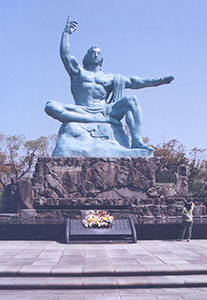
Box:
0;265;207;279
0;275;207;289
0;269;207;277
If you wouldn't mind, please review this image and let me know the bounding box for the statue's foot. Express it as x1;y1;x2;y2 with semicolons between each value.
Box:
131;141;154;151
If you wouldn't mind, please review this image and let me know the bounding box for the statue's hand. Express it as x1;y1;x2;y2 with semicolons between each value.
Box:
64;16;78;35
161;76;175;84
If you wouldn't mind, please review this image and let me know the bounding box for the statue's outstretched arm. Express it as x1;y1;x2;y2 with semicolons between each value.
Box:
125;76;174;89
60;16;80;76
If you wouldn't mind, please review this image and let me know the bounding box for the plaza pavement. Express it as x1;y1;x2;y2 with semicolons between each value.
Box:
0;239;207;299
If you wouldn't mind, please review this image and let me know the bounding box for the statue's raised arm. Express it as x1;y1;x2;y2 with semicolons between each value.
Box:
60;16;79;76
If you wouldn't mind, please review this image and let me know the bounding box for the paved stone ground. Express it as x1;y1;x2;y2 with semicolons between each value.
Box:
0;239;207;274
1;287;207;300
0;239;207;299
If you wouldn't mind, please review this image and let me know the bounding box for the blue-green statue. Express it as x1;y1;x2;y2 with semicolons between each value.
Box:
45;17;174;157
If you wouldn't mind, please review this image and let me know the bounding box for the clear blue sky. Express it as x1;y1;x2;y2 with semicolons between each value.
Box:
1;0;207;153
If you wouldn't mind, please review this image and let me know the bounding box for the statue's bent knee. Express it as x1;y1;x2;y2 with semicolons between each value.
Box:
45;100;62;117
45;101;53;115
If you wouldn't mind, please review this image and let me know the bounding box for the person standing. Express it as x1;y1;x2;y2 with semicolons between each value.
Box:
180;199;195;242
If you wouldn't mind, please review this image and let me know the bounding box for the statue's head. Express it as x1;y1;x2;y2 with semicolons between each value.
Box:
82;46;103;69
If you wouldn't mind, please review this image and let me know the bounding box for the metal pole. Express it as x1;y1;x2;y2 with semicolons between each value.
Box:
129;217;137;243
65;218;70;244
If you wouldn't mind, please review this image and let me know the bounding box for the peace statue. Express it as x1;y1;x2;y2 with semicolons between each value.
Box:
45;17;174;157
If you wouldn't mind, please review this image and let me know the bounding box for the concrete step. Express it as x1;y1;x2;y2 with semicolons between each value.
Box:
0;274;207;289
0;265;207;277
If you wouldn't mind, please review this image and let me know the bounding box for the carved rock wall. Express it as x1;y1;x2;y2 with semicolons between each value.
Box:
30;157;196;219
33;157;187;200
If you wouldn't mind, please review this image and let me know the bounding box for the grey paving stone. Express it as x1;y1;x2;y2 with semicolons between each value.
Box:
35;290;59;295
85;257;110;264
119;288;152;295
173;264;207;272
51;289;85;295
159;259;188;265
110;258;137;265
121;295;157;300
0;265;22;273
155;295;183;300
144;264;177;272
85;289;119;295
124;248;150;254
30;261;57;267
58;296;86;300
64;244;85;250
133;255;162;265
60;253;84;260
114;264;147;273
13;252;42;259
85;244;104;250
183;274;207;285
15;277;50;287
190;259;207;264
0;277;18;285
49;276;83;287
181;293;207;299
152;253;180;260
84;264;115;273
59;256;85;263
85;296;121;300
19;265;53;274
6;259;34;266
83;276;117;287
0;296;33;300
151;287;207;300
150;275;185;286
51;265;84;274
105;249;131;256
0;290;36;295
31;297;58;300
151;287;199;294
117;276;151;286
197;287;207;292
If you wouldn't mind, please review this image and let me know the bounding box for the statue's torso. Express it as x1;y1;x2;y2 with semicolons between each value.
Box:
71;69;114;107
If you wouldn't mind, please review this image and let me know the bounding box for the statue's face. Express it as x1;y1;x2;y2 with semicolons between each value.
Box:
86;46;103;66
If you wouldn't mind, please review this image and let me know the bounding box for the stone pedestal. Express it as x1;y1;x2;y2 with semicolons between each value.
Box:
31;157;190;219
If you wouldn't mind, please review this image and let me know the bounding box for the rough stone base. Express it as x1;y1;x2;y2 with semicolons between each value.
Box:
2;156;207;220
30;156;195;219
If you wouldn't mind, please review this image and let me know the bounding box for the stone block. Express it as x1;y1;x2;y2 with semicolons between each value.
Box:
16;179;34;210
194;205;206;216
21;209;37;219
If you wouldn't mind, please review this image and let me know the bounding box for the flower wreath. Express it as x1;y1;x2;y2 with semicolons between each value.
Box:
82;210;114;228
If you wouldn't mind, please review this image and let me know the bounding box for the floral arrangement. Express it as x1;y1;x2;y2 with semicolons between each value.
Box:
82;210;114;228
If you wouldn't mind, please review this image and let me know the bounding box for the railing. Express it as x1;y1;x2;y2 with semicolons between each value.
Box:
136;216;207;224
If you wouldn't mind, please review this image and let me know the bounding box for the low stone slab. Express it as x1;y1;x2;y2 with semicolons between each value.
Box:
66;218;137;243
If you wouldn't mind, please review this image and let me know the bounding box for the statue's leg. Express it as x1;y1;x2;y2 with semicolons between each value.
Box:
109;96;153;150
45;100;119;125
